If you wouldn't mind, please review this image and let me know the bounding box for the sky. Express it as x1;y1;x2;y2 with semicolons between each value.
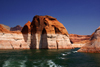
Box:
0;0;100;35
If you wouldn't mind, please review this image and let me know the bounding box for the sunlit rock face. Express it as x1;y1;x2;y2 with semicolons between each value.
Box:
0;24;29;49
0;24;10;30
0;15;72;49
69;34;91;48
30;15;72;49
78;26;100;53
69;34;90;43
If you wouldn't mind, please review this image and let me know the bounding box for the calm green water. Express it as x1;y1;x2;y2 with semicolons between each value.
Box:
0;48;100;67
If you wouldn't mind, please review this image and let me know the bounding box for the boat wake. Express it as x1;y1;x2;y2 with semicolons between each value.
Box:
3;57;27;67
2;50;78;67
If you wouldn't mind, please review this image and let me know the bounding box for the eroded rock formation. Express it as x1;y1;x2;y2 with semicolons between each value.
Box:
21;21;31;46
0;24;29;49
78;26;100;53
0;15;72;49
30;15;72;49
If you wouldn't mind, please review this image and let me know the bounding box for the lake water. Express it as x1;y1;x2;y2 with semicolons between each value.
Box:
0;48;100;67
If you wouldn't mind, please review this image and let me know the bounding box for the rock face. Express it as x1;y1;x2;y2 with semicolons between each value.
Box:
0;24;10;30
78;26;100;53
30;15;72;49
69;34;91;48
0;24;29;49
69;34;90;43
21;21;31;46
10;25;22;31
0;15;72;49
0;25;10;33
21;21;31;34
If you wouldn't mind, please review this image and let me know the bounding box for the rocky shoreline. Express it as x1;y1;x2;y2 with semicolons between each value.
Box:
0;15;100;53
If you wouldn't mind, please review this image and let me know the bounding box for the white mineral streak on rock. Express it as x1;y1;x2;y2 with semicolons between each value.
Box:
0;33;30;49
0;15;73;49
31;34;72;49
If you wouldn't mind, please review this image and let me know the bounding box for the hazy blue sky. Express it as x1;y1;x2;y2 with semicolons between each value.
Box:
0;0;100;35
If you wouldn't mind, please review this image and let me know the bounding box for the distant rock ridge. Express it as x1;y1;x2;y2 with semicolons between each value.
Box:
0;24;10;33
78;26;100;53
0;24;10;30
69;34;91;43
10;25;22;31
69;34;91;48
0;24;21;34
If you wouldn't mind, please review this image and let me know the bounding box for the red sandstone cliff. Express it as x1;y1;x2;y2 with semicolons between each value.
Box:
0;25;10;33
0;15;72;49
30;15;72;49
78;26;100;53
31;15;69;35
0;24;10;30
21;21;31;34
69;34;91;44
0;24;21;34
0;24;29;49
21;21;31;46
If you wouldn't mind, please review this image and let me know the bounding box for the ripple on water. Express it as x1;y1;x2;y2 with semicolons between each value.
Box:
58;50;78;60
62;53;67;56
32;59;64;67
58;57;66;60
47;60;63;67
2;58;27;67
72;51;77;53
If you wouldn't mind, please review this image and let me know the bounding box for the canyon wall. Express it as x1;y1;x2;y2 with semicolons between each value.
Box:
69;34;90;43
1;15;99;51
69;34;91;48
30;15;72;49
0;15;72;49
0;24;10;30
78;26;100;53
0;25;30;49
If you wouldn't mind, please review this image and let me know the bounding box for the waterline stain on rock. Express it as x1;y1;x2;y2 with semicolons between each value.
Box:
0;15;72;49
